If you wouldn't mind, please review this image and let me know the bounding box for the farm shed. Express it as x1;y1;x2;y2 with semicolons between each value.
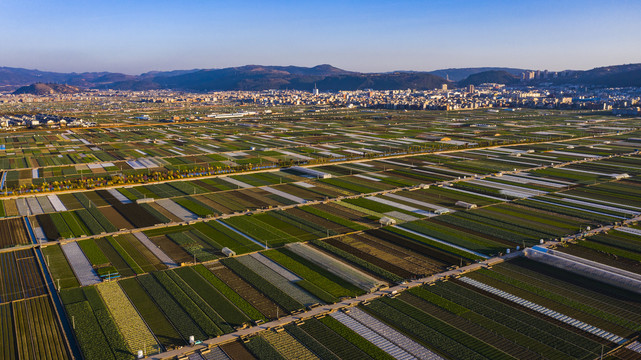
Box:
455;201;477;209
222;247;236;257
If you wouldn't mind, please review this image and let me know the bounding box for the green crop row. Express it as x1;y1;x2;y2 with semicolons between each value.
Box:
174;197;215;217
580;240;641;262
96;282;160;356
244;335;286;360
95;237;135;278
167;231;217;262
153;271;224;337
592;230;641;253
14;296;70;360
42;245;79;289
223;216;296;248
139;203;171;223
265;248;363;298
408;287;470;315
427;281;603;358
302;205;368;231
75;209;106;235
192;221;262;253
78;239;110;265
320;177;378;194
221;258;303;313
310;239;403;282
108;236;144;274
270;210;328;237
284;323;339;360
61;211;90;237
173;266;250;327
50;212;74;239
387;226;483;261
252;213;317;243
364;298;496;360
401;220;505;255
517;199;617;224
318;316;396;360
137;274;206;341
113;235;158;273
164;270;232;333
82;287;131;360
474;267;641;332
118;278;184;350
296;317;371;360
1;303;16;359
191;264;266;322
87;206;118;233
261;330;318;359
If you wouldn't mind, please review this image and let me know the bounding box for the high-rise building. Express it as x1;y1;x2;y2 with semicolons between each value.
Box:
468;85;475;93
441;83;448;91
521;71;535;81
312;83;319;96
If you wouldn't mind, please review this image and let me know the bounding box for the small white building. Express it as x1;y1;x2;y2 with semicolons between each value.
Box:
222;247;236;257
455;201;477;209
613;173;630;180
379;217;396;226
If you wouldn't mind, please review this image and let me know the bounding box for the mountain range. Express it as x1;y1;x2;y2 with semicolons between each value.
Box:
3;63;641;94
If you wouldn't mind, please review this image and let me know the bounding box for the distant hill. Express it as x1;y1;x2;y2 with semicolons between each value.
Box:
0;67;72;87
429;67;526;81
139;69;201;79
458;70;520;86
0;67;128;89
105;65;449;91
556;63;641;87
1;63;641;91
13;83;82;95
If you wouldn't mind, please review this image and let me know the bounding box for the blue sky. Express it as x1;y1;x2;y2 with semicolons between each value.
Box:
1;0;639;74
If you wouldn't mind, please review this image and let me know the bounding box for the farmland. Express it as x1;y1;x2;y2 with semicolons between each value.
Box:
2;105;641;359
4;295;71;360
0;217;31;249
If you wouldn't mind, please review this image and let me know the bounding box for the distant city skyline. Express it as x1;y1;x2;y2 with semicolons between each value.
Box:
1;0;639;74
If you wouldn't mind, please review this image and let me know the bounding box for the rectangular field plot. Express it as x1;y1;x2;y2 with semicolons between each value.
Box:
0;248;47;303
0;217;31;249
10;295;71;360
359;256;641;360
96;281;161;356
221;215;309;248
60;242;101;286
262;249;365;302
207;263;285;320
553;231;641;276
398;218;510;257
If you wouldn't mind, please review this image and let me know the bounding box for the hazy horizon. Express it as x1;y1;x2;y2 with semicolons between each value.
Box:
1;0;640;74
3;62;635;77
